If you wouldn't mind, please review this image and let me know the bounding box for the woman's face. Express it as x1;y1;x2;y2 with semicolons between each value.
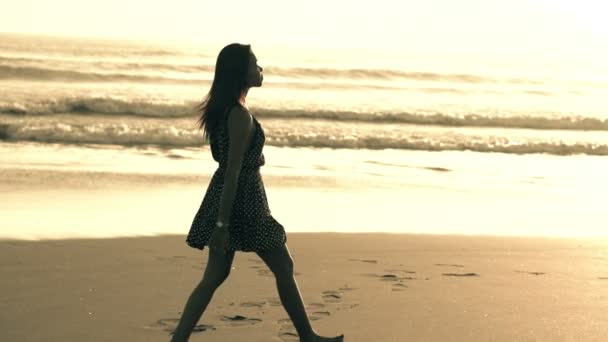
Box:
246;52;263;87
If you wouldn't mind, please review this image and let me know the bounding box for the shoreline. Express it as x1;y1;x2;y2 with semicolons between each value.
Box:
2;163;608;240
3;142;608;240
2;231;605;244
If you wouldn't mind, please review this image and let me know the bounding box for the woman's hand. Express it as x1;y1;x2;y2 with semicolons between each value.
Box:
209;227;230;254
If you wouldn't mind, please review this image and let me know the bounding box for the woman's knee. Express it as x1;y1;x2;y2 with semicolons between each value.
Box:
203;249;234;285
260;245;294;277
201;264;229;285
216;262;232;281
278;255;294;276
218;272;231;287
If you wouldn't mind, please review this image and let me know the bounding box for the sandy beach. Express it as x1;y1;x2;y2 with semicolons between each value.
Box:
2;233;607;341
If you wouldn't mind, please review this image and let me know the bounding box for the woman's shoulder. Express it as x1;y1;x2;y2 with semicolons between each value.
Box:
226;105;255;135
227;105;252;122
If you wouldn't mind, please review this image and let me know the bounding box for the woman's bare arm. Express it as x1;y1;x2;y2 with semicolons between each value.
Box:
216;106;254;224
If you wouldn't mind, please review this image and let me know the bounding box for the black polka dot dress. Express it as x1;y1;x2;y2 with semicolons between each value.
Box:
186;114;287;253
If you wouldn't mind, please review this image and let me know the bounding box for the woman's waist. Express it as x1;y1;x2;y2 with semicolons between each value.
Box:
216;164;262;173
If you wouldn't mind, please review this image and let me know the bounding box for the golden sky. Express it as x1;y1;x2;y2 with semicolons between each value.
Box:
2;0;607;67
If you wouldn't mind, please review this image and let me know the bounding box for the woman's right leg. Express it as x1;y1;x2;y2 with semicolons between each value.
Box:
170;247;235;342
256;244;344;342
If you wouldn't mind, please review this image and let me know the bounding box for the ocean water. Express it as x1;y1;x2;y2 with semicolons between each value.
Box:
1;33;606;240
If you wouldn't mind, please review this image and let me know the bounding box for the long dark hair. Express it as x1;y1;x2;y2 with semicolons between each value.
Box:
197;43;251;141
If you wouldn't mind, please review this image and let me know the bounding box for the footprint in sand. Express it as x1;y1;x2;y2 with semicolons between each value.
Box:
514;270;546;276
309;311;331;321
349;258;378;264
435;263;465;268
336;303;360;311
256;269;274;277
307;298;359;316
442;273;479;277
322;290;343;303
255;268;301;276
392;282;408;291
380;274;399;280
275;312;337;340
240;301;267;308
382;274;416;281
359;273;415;293
423;166;451;172
306;302;327;310
265;297;282;307
279;331;299;341
220;314;262;327
276;318;299;341
277;318;292;325
362;273;416;282
248;258;264;264
145;318;215;335
384;268;417;274
247;259;263;269
362;273;412;291
598;277;608;280
321;290;360;311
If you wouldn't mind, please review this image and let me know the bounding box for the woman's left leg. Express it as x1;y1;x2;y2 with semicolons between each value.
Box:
170;248;235;341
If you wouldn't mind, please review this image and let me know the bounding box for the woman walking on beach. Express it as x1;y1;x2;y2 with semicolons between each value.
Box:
170;43;344;342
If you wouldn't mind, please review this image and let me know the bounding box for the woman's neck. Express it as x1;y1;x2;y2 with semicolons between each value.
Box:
239;93;249;109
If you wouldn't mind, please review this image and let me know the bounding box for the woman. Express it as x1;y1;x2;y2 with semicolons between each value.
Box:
170;43;344;342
